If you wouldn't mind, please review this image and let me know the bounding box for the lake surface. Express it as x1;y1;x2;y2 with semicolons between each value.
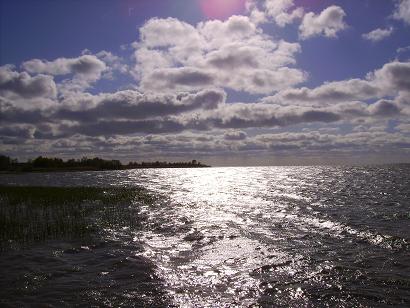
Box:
1;165;410;307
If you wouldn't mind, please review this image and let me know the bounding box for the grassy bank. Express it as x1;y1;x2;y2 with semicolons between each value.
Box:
0;186;155;250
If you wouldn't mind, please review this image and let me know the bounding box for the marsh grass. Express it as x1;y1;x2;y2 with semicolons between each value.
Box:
0;186;156;250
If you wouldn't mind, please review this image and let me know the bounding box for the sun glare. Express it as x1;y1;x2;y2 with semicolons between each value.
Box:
199;0;247;20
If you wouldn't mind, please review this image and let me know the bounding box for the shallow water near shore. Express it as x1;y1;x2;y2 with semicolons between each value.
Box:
1;165;410;307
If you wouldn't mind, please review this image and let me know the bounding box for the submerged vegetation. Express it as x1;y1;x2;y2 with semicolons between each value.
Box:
0;186;156;250
0;155;210;173
0;186;173;306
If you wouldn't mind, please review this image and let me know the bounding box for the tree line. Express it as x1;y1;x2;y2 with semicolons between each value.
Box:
0;155;209;172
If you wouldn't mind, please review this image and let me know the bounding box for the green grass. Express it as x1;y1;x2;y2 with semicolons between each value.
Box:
0;186;156;250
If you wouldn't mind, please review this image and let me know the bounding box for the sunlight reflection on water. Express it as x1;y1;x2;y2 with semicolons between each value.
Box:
1;165;409;307
120;166;410;307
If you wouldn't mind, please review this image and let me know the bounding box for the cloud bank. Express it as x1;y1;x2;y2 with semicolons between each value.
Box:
1;1;410;164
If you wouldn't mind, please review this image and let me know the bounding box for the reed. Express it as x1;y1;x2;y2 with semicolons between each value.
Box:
0;186;156;250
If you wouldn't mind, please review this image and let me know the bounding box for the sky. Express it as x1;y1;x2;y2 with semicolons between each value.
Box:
1;0;410;166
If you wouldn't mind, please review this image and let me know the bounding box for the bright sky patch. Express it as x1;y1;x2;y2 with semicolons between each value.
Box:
1;0;410;165
199;0;247;19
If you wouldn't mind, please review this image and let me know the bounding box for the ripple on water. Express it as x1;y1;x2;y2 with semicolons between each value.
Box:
1;165;410;306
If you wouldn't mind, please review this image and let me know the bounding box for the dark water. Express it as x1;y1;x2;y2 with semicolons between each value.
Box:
1;165;409;307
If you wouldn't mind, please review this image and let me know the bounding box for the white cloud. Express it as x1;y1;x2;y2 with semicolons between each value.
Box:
0;65;57;102
275;7;304;27
299;6;347;40
6;128;409;161
397;45;410;54
368;99;401;116
22;55;106;78
224;130;248;140
3;60;410;140
22;55;107;95
396;123;410;132
265;0;304;27
268;79;380;105
139;17;202;49
60;88;226;120
3;91;401;139
246;0;304;27
134;15;306;94
249;131;410;153
362;27;394;42
2;10;410;161
140;67;215;92
371;61;410;93
393;0;410;24
95;50;129;79
267;61;410;106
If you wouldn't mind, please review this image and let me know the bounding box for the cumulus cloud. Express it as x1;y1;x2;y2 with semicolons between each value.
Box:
368;100;401;117
22;55;106;77
249;131;410;153
247;0;304;26
0;98;366;137
396;123;410;132
0;66;57;100
371;61;410;93
0;100;47;124
2;60;410;142
141;68;215;92
139;17;202;48
190;103;344;131
56;88;226;122
5;129;409;162
395;91;410;113
0;124;36;139
299;6;347;40
98;105;335;135
362;27;394;42
134;15;306;94
268;61;410;105
397;45;410;54
57;98;398;137
393;0;410;24
22;55;107;94
224;130;248;140
41;103;345;136
1;10;410;161
94;50;129;79
0;88;227;139
247;2;347;40
268;79;380;105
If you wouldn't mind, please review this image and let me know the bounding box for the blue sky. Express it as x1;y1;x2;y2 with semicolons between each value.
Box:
2;0;407;86
1;0;410;165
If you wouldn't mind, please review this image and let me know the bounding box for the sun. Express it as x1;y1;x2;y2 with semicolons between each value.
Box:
199;0;247;20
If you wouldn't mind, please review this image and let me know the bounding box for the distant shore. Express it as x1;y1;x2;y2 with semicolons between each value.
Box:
0;166;211;174
0;155;210;173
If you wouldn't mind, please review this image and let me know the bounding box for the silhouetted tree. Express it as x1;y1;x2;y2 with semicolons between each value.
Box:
0;155;11;170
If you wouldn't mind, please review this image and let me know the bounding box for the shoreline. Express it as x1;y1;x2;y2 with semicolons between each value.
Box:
0;165;211;174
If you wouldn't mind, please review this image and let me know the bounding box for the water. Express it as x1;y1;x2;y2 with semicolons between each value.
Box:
1;165;410;307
